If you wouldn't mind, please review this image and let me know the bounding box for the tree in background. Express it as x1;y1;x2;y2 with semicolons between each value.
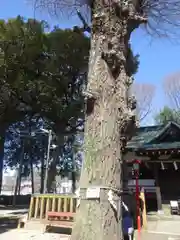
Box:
163;72;180;112
32;0;180;239
0;16;89;134
154;72;180;125
130;82;155;122
39;27;89;134
0;16;43;191
0;16;54;192
5;116;47;192
154;106;180;125
38;28;89;191
5;115;83;194
0;16;89;192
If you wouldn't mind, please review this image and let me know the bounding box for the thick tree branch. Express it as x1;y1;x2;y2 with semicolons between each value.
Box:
164;72;180;111
32;0;180;38
76;9;91;33
130;82;155;121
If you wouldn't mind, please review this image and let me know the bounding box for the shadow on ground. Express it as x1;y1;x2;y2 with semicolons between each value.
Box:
0;205;28;210
0;205;28;217
0;216;19;234
46;226;72;235
5;210;28;215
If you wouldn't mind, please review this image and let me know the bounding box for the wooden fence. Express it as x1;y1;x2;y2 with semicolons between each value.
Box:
27;193;147;229
28;194;77;221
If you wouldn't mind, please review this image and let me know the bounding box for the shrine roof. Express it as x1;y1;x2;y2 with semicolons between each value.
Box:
126;121;180;150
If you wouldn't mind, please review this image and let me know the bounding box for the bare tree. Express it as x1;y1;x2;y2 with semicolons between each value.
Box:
164;72;180;111
31;0;180;240
130;82;155;121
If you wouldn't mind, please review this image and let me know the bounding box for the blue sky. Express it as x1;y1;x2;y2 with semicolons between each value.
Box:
2;0;180;126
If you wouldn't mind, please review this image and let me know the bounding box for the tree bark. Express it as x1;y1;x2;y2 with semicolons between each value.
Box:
40;156;45;193
71;171;76;194
18;172;22;195
47;147;59;193
13;169;19;206
13;142;24;206
46;136;65;192
71;1;144;240
0;128;5;194
30;159;34;194
72;148;76;193
47;159;57;193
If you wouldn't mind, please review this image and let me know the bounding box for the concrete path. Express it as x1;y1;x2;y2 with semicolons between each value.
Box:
0;229;70;240
136;231;180;240
147;220;180;235
134;219;180;240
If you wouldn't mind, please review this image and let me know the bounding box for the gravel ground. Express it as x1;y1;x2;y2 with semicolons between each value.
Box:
0;229;70;240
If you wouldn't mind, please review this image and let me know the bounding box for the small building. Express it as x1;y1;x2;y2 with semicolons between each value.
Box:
125;121;180;213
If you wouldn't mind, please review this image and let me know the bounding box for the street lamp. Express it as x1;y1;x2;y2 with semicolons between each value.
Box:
132;159;141;234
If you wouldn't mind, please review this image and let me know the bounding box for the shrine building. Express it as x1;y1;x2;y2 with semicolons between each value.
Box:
124;121;180;213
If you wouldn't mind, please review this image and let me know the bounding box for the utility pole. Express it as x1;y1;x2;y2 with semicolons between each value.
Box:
43;130;52;193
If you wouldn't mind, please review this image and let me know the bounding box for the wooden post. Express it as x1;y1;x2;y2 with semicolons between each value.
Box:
34;197;39;219
45;198;50;220
58;197;62;212
64;197;68;212
153;163;162;212
52;197;56;212
140;188;147;229
70;197;74;213
28;196;34;219
64;197;68;220
156;186;163;212
40;197;45;219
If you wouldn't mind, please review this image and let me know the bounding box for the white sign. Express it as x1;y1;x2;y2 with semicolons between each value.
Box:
86;187;100;199
128;179;155;186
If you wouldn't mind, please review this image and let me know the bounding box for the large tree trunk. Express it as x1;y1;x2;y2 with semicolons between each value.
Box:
47;147;59;193
47;160;57;193
30;159;34;194
47;136;65;192
18;172;22;195
71;1;143;240
13;142;24;206
0;128;5;194
40;156;45;193
71;171;76;194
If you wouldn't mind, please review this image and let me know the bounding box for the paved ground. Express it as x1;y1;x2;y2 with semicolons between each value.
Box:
147;220;180;235
2;230;180;240
1;226;180;240
134;220;180;240
0;229;70;240
136;232;180;240
1;208;180;240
